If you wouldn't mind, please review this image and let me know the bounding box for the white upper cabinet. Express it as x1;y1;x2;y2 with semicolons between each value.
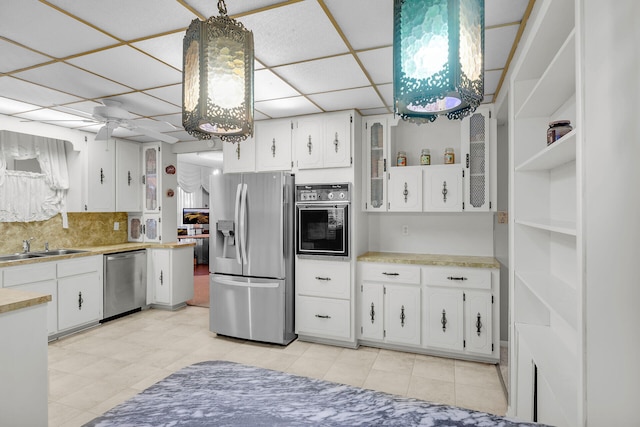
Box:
294;111;352;170
423;165;463;212
461;106;496;211
294;115;323;169
223;135;256;173
388;166;422;212
86;139;141;212
256;119;293;171
142;144;161;214
115;140;141;212
86;139;116;212
362;115;395;212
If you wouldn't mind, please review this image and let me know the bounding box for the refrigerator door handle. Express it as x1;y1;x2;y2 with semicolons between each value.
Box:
234;183;243;265
240;183;248;265
214;276;280;289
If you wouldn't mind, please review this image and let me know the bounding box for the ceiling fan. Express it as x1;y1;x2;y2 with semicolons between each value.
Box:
59;99;179;144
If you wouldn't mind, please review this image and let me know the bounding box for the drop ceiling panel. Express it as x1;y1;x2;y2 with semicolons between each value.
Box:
45;0;196;41
377;83;393;108
0;0;118;58
275;55;370;94
324;0;393;50
144;85;183;108
0;40;51;74
15;108;95;127
238;1;348;66
256;97;321;119
485;25;519;70
185;0;286;18
0;77;82;108
360;107;391;116
67;45;182;89
484;70;502;98
485;0;530;27
14;63;131;100
308;86;384;111
132;32;185;70
106;93;180;118
0;97;41;115
357;47;393;85
255;69;300;102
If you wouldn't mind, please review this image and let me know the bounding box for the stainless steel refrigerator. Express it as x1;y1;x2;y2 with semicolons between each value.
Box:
209;171;296;345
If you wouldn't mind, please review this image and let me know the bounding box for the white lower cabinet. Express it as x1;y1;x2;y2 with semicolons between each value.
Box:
358;260;499;362
295;258;353;344
1;255;102;338
361;282;420;346
56;256;102;333
147;246;194;309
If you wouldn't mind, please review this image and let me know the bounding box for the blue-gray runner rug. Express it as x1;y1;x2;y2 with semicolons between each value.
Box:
84;360;546;426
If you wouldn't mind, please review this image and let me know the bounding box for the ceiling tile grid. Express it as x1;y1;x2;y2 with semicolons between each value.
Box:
0;0;529;144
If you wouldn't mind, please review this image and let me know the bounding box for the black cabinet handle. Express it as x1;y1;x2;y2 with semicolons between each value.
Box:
315;276;331;281
476;313;483;336
442;181;448;202
333;132;339;153
127;171;132;186
403;182;409;202
382;272;399;276
315;314;331;319
100;168;105;184
400;305;406;327
271;138;276;158
441;309;447;332
78;291;83;310
307;135;313;155
447;276;468;281
370;303;375;324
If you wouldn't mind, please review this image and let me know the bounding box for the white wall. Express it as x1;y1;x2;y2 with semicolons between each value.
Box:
367;212;494;256
583;0;640;423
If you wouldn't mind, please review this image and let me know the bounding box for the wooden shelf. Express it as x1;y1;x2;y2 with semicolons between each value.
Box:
515;218;577;236
515;271;577;330
515;129;576;171
516;30;576;119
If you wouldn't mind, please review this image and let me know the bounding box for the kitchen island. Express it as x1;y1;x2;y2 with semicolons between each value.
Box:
0;288;51;426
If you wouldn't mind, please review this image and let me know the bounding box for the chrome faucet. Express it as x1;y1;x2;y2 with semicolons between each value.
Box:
22;237;34;253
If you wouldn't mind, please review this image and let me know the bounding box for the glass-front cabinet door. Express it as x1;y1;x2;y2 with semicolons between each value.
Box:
143;144;160;213
363;116;389;211
461;106;495;211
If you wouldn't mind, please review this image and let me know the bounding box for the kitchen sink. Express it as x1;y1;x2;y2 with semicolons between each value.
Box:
30;249;89;256
0;253;46;261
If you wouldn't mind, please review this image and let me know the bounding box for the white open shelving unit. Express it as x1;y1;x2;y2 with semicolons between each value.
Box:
509;0;582;426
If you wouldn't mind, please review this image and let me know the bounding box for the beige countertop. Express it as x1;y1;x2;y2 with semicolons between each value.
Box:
0;241;195;267
0;288;52;315
357;251;500;269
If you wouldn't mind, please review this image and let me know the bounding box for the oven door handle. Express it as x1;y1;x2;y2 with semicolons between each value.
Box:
234;183;243;265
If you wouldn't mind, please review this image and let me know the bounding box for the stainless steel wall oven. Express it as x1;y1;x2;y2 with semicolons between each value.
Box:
295;183;350;259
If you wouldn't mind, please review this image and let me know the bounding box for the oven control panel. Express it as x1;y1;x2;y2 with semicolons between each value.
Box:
295;183;350;202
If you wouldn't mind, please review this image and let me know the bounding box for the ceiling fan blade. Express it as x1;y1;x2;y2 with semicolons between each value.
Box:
132;125;179;144
55;105;97;120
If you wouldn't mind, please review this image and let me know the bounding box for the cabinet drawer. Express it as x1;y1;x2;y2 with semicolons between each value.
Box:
3;262;56;287
423;267;492;290
296;296;350;339
57;256;101;278
296;259;350;299
360;263;421;284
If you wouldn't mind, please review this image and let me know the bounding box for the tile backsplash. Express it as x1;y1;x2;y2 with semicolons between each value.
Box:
0;212;128;254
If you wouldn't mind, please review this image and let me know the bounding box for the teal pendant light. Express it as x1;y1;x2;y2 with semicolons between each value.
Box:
393;0;485;123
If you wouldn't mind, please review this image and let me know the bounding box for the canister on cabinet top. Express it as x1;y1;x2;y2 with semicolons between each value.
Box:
420;149;431;165
444;147;455;164
396;151;407;166
547;120;572;145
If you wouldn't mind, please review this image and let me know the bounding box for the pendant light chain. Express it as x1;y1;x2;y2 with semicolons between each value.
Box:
217;0;227;16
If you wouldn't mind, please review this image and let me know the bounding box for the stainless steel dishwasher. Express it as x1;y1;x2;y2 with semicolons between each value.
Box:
103;250;147;321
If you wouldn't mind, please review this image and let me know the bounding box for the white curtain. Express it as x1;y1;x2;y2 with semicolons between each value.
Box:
0;130;70;222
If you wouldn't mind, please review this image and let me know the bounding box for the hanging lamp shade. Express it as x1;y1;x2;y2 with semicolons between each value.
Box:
182;0;254;142
393;0;484;123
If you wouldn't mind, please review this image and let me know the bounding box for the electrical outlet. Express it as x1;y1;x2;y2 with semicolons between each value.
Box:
497;211;508;224
402;225;409;236
113;221;120;231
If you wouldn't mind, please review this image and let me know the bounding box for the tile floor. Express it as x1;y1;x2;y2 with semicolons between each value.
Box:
47;306;507;426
